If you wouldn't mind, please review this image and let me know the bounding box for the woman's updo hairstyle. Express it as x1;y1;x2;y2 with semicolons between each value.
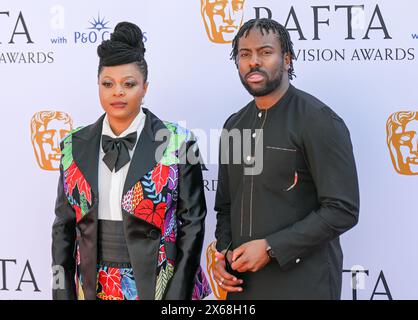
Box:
97;21;148;81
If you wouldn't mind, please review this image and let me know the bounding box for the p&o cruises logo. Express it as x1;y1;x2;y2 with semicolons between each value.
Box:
74;13;112;44
73;13;148;45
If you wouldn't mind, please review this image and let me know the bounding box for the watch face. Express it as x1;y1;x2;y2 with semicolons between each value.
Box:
268;249;275;259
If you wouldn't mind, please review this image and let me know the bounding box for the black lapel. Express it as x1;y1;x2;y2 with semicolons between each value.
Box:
72;114;105;197
123;108;171;195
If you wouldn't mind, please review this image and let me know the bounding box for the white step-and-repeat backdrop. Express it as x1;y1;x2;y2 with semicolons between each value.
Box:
0;0;417;299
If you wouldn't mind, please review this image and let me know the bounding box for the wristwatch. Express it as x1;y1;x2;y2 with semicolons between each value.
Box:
266;246;275;259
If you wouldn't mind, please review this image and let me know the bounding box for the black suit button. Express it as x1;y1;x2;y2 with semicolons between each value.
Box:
147;229;160;240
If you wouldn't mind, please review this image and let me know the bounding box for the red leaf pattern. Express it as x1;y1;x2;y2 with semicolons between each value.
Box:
98;268;123;300
134;199;166;230
151;164;170;194
74;206;82;223
65;162;92;204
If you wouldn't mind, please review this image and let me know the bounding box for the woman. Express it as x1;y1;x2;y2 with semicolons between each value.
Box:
52;22;210;300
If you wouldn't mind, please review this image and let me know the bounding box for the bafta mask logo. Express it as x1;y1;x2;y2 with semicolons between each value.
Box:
206;241;227;300
31;111;73;171
386;111;418;175
201;0;245;44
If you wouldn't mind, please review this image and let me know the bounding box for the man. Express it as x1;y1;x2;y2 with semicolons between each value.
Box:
214;18;360;299
201;0;245;44
31;111;72;171
386;111;418;175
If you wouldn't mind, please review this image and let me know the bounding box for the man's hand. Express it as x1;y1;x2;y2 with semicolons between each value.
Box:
231;239;271;273
213;250;244;293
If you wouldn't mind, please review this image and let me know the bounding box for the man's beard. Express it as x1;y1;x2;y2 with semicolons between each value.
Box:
239;64;284;97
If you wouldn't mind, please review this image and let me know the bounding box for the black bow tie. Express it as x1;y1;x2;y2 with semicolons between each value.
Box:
102;131;137;172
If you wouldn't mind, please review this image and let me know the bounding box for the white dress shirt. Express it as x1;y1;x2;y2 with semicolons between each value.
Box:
98;108;146;221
